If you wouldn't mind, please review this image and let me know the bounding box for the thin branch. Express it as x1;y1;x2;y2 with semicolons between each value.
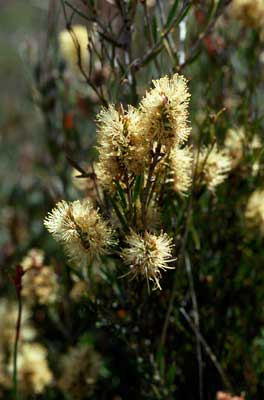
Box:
160;186;193;347
157;0;177;56
131;0;192;70
143;1;161;74
141;144;162;230
12;265;24;400
13;293;22;399
180;307;233;392
178;0;231;70
185;253;203;400
64;0;125;48
60;0;108;106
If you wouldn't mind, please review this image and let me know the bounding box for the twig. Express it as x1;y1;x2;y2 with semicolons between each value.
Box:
157;0;177;56
13;294;22;399
132;0;191;70
185;253;203;400
12;265;24;400
178;0;231;71
180;307;233;392
160;187;193;347
64;0;125;48
141;144;162;230
60;0;108;106
142;1;161;74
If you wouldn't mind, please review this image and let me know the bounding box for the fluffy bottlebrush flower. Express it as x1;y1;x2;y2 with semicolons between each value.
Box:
229;0;264;30
58;345;101;400
196;146;231;191
0;299;36;351
21;248;58;305
44;200;115;267
96;105;147;190
139;73;191;149
121;231;175;291
21;248;44;269
10;343;53;395
1;342;52;396
224;127;245;168
0;353;11;394
251;134;262;150
170;146;193;195
59;25;89;72
245;189;264;236
0;300;51;395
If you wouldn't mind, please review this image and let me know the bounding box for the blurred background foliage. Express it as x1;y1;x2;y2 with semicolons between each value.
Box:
1;0;264;399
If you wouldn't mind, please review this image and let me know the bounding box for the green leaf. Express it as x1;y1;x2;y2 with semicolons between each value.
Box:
165;0;179;30
156;346;166;378
152;15;158;43
132;175;143;202
190;220;200;250
79;333;94;346
167;363;177;386
109;196;127;231
176;3;192;25
141;45;163;67
115;181;127;211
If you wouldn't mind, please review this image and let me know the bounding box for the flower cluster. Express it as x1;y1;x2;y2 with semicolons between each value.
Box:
196;146;231;192
44;199;115;267
121;231;175;290
0;299;52;395
170;146;193;194
96;105;146;190
140;74;191;148
245;189;264;236
59;25;89;73
224;127;245;168
13;343;53;395
44;73;235;291
229;0;264;33
21;248;59;305
96;73;192;196
58;344;101;399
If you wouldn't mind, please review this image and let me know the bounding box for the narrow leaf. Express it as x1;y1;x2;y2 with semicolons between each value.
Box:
165;0;179;30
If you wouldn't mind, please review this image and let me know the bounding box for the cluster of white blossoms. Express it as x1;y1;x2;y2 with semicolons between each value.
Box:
44;199;115;268
21;248;59;305
59;25;89;73
0;299;52;395
196;146;231;192
58;344;101;399
224;127;245;168
245;189;264;236
229;0;264;34
12;343;53;395
121;231;175;291
96;73;192;196
45;73;233;291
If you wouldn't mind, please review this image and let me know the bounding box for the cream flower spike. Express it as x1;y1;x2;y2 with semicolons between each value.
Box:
140;73;191;149
196;146;231;191
96;105;147;190
44;199;115;267
121;231;175;291
170;146;193;195
59;25;89;72
245;189;264;236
